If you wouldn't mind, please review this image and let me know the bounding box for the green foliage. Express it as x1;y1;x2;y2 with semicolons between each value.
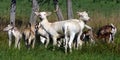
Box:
0;0;120;59
0;0;120;21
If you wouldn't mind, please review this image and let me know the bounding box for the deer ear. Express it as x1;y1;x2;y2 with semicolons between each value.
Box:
76;12;80;14
46;12;52;16
84;11;89;14
84;11;86;12
34;12;40;16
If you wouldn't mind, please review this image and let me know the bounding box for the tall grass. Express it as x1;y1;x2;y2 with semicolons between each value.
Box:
0;0;120;21
0;31;120;60
0;0;120;60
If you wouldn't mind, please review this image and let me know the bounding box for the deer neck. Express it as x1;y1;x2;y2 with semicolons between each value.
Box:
79;18;87;24
41;17;48;23
41;18;50;25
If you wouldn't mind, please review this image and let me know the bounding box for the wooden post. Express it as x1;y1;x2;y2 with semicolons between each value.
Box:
67;0;73;19
53;0;64;21
10;0;16;26
30;0;39;25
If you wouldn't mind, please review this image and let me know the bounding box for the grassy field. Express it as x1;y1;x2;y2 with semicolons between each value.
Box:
0;0;120;60
0;32;120;60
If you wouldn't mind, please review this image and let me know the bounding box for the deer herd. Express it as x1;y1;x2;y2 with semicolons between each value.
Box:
3;11;117;54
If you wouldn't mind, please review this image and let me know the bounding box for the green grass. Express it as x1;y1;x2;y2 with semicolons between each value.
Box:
1;0;120;60
0;50;119;60
0;0;120;21
0;32;120;60
0;43;120;60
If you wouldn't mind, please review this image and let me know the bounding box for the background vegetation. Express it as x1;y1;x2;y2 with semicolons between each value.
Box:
0;0;120;60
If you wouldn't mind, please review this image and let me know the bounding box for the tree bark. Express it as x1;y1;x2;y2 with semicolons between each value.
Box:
67;0;73;19
10;0;16;26
53;0;64;21
30;0;39;25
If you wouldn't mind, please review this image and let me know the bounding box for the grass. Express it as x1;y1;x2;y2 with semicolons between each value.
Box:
0;46;120;60
0;0;120;60
0;43;120;60
0;31;120;60
1;0;120;21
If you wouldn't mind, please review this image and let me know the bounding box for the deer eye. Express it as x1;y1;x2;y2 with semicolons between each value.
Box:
38;14;42;17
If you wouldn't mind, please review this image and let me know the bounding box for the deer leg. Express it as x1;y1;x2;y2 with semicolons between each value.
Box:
32;38;35;49
8;31;12;48
108;34;112;43
18;39;20;50
52;37;57;51
45;37;49;48
65;34;68;54
15;38;19;49
28;37;32;49
69;33;75;53
77;31;82;50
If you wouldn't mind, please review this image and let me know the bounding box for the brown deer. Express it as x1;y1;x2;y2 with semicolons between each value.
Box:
23;23;36;49
97;24;117;44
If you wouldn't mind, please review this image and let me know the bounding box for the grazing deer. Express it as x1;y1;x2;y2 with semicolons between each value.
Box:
3;23;22;49
97;23;117;44
80;29;95;45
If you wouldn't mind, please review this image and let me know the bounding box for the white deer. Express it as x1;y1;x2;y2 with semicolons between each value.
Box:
3;24;22;49
34;11;91;53
64;12;91;53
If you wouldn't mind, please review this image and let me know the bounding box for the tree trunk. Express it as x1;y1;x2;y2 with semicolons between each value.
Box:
53;0;64;21
67;0;73;19
30;0;39;25
10;0;16;26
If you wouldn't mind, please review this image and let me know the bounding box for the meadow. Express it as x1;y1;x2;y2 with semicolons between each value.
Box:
0;0;120;60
